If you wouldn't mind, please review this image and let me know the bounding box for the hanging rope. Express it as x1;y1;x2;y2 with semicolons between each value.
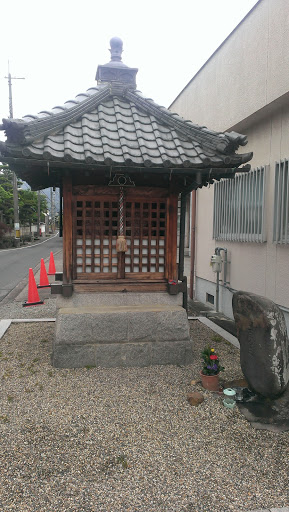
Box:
116;186;128;252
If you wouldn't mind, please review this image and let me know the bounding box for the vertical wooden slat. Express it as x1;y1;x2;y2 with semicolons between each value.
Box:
91;200;95;273
62;175;73;284
109;199;112;273
59;186;63;238
131;201;135;273
139;202;143;271
82;201;86;273
156;201;160;272
100;201;104;273
178;193;187;279
72;197;77;279
165;192;178;281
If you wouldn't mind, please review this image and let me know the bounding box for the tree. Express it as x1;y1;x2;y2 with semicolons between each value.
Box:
0;165;14;225
0;221;10;239
0;164;48;229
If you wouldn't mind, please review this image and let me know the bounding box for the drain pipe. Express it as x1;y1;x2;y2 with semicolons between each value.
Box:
215;267;220;313
189;190;196;300
214;247;229;312
179;193;188;311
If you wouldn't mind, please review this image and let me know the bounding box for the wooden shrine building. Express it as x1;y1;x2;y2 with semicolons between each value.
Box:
0;38;252;368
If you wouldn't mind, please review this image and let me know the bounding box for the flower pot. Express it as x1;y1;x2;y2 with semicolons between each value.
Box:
200;371;220;391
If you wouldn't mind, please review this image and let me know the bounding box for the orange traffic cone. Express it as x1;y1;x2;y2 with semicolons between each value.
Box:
48;251;56;275
37;258;51;288
23;268;44;307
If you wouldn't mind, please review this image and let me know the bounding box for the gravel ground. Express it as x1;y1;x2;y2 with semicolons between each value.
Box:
0;297;57;320
0;320;288;512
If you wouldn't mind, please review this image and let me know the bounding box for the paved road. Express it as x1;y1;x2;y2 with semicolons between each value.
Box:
0;234;63;302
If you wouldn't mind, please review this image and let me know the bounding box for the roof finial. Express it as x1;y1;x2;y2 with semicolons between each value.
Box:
109;37;123;63
96;38;138;88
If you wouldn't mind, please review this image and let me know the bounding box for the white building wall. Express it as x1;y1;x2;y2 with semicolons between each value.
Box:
171;0;289;132
170;0;289;329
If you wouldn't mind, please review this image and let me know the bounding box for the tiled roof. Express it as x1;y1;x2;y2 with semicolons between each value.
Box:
0;84;252;169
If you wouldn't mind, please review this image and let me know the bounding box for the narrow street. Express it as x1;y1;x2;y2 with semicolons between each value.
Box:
0;234;62;302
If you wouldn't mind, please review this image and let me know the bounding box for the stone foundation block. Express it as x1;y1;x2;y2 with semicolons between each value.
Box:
53;302;192;368
52;340;193;368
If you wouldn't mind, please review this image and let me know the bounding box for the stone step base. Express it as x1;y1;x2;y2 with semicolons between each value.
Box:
52;340;193;368
53;304;192;368
56;292;182;308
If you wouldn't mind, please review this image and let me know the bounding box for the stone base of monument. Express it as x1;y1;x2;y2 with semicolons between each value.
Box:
224;378;289;432
237;386;289;432
52;293;192;368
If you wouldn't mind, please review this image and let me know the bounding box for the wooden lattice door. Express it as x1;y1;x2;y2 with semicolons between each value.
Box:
74;195;119;278
73;188;167;280
124;197;166;278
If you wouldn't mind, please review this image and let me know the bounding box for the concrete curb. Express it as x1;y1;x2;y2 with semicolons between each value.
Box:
248;508;289;512
188;316;240;349
0;319;12;339
0;315;237;346
0;318;56;339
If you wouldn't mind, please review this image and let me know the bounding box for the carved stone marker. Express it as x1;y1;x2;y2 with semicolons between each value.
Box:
232;291;289;398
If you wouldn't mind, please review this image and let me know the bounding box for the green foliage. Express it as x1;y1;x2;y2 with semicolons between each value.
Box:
0;165;47;227
211;334;223;343
201;346;224;376
0;179;14;225
18;189;37;226
0;221;10;239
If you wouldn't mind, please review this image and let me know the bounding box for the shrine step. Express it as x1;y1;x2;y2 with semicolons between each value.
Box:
53;304;192;368
56;291;182;307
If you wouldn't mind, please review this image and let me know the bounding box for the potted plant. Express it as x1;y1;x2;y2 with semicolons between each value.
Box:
200;346;224;391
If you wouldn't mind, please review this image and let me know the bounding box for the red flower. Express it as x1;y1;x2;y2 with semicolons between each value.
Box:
210;355;218;360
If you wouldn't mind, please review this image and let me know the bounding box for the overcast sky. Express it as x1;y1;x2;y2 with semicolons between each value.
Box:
0;0;258;133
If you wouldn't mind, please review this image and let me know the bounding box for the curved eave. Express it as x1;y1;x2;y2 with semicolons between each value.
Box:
0;141;253;170
0;152;251;183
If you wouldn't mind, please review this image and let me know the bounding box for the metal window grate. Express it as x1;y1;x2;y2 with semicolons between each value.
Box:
273;159;289;244
213;167;266;242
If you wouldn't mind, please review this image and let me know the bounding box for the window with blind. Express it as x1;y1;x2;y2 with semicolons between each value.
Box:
213;166;266;243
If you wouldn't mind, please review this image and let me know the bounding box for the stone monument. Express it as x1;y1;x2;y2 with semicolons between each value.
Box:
232;291;289;398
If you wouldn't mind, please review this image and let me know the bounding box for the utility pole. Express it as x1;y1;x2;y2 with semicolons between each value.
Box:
50;187;53;233
4;62;25;244
52;187;56;231
37;190;41;237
